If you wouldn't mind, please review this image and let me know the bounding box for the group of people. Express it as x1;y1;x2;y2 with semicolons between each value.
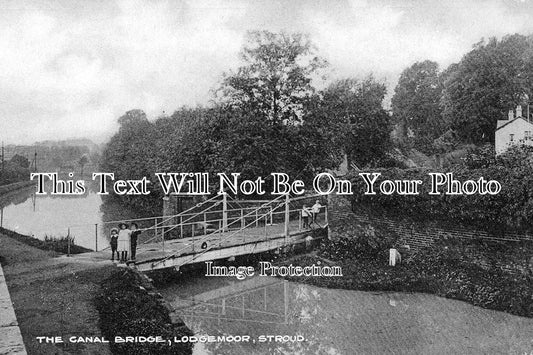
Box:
301;200;323;229
109;222;142;263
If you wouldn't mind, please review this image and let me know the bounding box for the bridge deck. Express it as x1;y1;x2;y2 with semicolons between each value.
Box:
133;219;324;271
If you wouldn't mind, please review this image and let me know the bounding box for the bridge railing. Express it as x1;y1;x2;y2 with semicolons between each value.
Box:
149;195;288;268
145;194;328;269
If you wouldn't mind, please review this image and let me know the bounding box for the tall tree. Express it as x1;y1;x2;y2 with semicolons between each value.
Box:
392;60;445;152
323;77;392;167
441;34;533;143
217;30;327;124
100;110;158;213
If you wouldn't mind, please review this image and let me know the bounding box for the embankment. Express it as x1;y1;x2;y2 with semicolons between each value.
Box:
0;229;115;354
95;268;194;355
0;227;91;254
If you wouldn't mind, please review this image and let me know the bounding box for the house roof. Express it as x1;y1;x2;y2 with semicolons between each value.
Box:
495;116;533;131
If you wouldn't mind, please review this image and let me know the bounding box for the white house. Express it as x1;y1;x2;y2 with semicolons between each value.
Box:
495;105;533;155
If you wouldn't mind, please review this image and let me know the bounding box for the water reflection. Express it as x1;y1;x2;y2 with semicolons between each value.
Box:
161;276;341;355
159;273;533;355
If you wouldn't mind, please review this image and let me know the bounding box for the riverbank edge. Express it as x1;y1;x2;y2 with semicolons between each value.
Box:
95;267;194;355
0;180;35;196
273;240;533;318
0;227;91;254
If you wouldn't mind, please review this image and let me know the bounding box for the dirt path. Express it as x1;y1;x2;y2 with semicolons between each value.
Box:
0;233;116;355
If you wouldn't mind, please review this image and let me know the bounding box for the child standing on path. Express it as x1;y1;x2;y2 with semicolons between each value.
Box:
117;222;131;262
110;228;119;262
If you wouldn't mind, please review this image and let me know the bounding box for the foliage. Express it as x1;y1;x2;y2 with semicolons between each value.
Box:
0;161;31;186
392;60;446;153
9;154;30;169
217;30;327;124
349;145;533;232
441;34;533;144
459;143;496;169
100;110;160;214
95;269;193;355
323;77;393;167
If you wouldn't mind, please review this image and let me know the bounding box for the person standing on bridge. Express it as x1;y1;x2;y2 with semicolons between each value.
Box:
312;200;322;225
301;204;312;229
117;222;131;262
130;223;141;261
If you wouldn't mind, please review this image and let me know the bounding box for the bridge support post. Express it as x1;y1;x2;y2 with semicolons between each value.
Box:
222;193;228;232
284;194;290;240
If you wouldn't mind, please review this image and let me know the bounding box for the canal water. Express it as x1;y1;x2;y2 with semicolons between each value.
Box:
0;183;140;250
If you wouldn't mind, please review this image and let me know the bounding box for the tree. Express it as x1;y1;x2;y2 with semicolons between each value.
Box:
322;77;392;167
392;60;445;153
9;154;29;169
441;34;533;144
217;30;327;124
100;110;158;213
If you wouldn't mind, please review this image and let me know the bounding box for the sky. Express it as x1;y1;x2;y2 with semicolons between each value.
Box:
1;0;533;144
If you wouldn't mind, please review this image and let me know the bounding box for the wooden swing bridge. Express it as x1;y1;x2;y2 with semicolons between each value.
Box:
82;193;328;272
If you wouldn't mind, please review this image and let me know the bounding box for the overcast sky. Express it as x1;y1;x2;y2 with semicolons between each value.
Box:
1;0;533;144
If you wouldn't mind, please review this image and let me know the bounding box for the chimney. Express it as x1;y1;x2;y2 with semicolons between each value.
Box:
508;110;514;120
516;105;523;118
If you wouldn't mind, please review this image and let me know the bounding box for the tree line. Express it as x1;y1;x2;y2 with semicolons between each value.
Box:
101;31;392;213
393;34;533;153
101;31;533;214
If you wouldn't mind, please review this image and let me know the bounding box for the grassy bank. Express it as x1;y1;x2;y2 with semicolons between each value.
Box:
0;227;91;254
95;268;194;355
0;230;115;354
0;180;35;195
278;238;533;318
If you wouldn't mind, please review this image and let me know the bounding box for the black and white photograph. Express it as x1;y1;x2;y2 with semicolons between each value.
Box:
0;0;532;354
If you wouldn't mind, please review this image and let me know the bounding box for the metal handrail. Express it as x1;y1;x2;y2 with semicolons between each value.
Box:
172;201;292;268
150;195;286;268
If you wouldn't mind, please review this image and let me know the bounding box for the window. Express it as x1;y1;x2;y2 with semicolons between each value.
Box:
510;134;514;141
526;131;531;139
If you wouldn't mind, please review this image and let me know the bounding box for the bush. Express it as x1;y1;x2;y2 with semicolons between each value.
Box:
349;145;533;232
0;161;30;186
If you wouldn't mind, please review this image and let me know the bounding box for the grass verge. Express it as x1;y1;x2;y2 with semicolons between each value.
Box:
0;226;91;254
95;268;194;355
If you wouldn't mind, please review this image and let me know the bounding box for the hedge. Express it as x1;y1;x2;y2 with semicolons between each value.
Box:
348;145;533;232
